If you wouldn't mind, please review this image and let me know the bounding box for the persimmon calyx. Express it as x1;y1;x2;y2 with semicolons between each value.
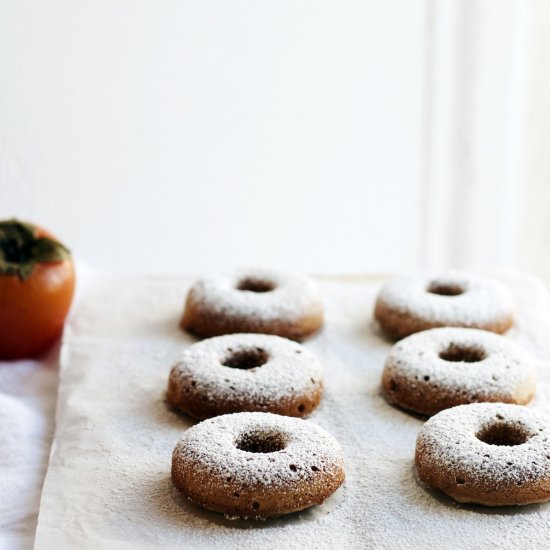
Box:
0;219;71;280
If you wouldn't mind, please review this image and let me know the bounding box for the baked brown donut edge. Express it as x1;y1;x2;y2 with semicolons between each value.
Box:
171;451;345;519
381;368;535;417
181;290;324;341
374;299;514;341
167;374;323;420
415;437;550;506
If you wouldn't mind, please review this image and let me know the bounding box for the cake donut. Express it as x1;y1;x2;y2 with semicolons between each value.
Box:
167;333;323;419
171;412;345;519
374;271;515;340
181;268;324;341
382;328;537;416
415;403;550;506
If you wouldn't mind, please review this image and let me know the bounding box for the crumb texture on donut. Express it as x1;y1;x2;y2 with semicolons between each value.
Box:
167;334;323;419
375;271;515;340
415;403;550;506
171;412;345;519
181;268;324;341
382;328;537;416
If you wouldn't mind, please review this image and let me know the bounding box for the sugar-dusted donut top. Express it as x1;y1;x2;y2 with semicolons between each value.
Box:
377;271;515;325
188;268;323;323
170;333;322;402
416;403;550;486
386;327;537;398
173;412;344;487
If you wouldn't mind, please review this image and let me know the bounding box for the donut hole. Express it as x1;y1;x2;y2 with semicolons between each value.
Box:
439;344;486;363
427;282;465;296
235;429;287;454
476;422;531;446
222;348;269;370
236;278;275;293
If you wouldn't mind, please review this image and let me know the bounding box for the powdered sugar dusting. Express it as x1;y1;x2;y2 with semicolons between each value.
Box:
385;327;537;406
34;271;550;549
377;270;515;325
169;333;322;406
173;412;343;488
188;268;323;323
416;403;550;491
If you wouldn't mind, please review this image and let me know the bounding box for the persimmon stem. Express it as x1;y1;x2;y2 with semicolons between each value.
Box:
0;219;71;280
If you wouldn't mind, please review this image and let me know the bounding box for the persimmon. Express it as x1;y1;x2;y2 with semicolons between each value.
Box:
0;219;75;359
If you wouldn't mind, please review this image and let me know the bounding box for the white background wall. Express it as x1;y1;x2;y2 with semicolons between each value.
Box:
1;0;549;279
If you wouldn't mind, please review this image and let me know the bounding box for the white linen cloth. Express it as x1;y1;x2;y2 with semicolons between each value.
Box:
33;270;550;549
0;352;58;550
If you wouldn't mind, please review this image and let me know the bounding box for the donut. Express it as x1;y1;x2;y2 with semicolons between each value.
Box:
181;268;324;341
415;403;550;506
167;333;323;419
171;412;345;519
374;271;515;340
382;328;537;416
